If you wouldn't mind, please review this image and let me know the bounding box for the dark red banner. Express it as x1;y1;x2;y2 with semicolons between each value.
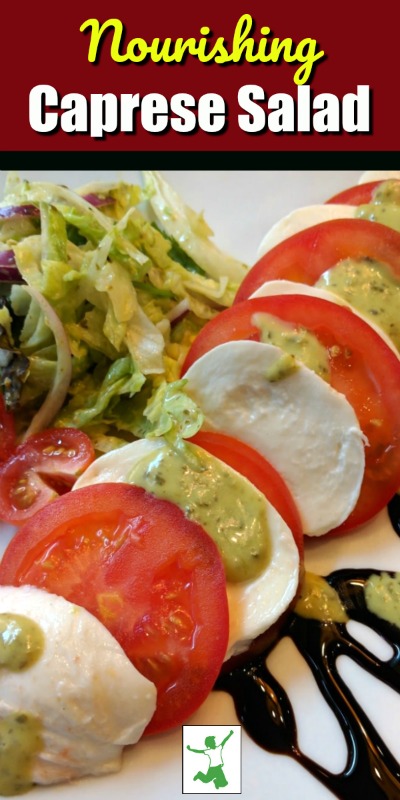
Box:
1;0;398;153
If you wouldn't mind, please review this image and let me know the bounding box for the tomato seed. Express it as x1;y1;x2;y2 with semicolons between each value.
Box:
41;446;76;458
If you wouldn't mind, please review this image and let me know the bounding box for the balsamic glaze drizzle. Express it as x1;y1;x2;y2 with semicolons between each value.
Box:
388;494;400;538
216;504;400;800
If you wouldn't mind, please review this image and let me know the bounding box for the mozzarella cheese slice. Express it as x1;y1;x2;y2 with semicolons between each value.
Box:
251;279;344;304
256;172;400;260
0;585;156;786
184;340;365;538
359;170;400;183
74;438;300;661
257;204;354;258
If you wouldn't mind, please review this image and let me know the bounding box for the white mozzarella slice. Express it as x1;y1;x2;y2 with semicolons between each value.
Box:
74;438;163;487
0;585;156;786
359;171;400;183
184;340;365;538
225;498;299;658
251;279;342;303
74;438;300;661
257;204;354;259
257;174;400;261
249;280;400;357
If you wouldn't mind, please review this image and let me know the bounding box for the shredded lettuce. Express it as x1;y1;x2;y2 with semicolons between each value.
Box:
56;355;145;430
143;170;248;284
0;171;246;446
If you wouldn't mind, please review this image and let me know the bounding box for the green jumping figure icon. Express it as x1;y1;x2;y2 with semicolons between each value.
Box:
187;729;234;789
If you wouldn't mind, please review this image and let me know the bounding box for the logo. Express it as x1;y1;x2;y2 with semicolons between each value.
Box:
182;725;242;794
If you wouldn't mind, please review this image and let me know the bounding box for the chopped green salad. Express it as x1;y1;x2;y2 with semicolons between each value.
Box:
0;171;247;451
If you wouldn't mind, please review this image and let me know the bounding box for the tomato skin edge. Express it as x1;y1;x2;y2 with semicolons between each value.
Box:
234;217;400;304
325;180;382;205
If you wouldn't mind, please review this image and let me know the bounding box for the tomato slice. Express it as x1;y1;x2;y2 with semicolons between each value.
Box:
325;180;383;205
181;294;400;534
0;393;16;463
189;431;303;558
0;482;229;735
234;218;400;303
0;428;95;524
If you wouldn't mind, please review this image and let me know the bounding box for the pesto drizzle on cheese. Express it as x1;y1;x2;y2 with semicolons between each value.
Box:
129;442;271;582
0;713;42;797
252;312;330;380
0;614;44;795
316;257;400;351
356;179;400;233
0;614;44;672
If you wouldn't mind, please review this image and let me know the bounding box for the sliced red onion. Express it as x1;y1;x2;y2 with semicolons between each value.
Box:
21;286;72;440
0;250;16;266
0;250;25;283
0;266;24;283
0;204;40;219
81;193;114;208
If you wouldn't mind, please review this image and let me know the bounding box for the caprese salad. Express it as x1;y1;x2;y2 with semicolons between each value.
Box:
0;169;400;798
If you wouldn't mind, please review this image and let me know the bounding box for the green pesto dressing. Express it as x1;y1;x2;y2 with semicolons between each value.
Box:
295;572;349;623
0;615;44;794
264;352;299;382
356;179;400;233
252;312;330;381
0;713;42;796
0;614;44;672
129;443;271;582
316;257;400;351
364;572;400;627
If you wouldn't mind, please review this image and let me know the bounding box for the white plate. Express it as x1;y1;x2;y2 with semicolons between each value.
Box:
1;169;399;800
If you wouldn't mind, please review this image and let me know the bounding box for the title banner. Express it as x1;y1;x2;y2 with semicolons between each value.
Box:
1;0;398;152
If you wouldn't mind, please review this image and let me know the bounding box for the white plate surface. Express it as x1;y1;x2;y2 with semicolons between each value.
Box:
1;169;399;800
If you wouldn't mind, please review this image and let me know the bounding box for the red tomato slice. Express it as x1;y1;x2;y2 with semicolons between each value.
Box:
189;431;303;558
0;482;229;735
0;393;16;463
0;427;95;524
181;294;400;535
234;218;400;303
325;180;383;205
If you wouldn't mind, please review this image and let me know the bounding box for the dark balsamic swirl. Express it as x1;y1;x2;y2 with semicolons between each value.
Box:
216;505;400;800
388;494;400;538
